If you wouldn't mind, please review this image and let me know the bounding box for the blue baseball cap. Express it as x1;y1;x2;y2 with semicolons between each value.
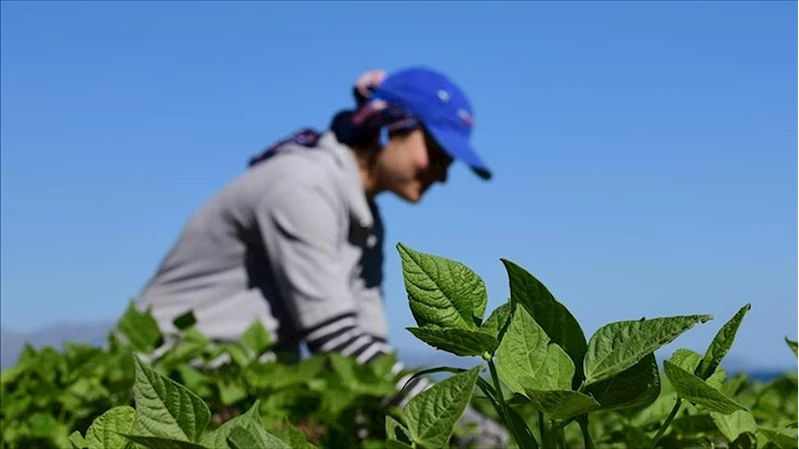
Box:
371;67;492;180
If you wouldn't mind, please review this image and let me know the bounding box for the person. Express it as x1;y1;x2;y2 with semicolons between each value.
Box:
134;66;508;447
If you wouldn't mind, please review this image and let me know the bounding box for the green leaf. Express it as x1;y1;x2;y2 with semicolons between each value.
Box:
501;259;587;383
386;415;414;449
28;412;58;438
116;302;163;353
670;348;728;390
496;305;574;395
397;243;487;330
585;352;661;411
121;434;210;449
583;314;712;386
133;356;211;442
240;320;273;357
758;427;798;449
271;417;317;449
407;326;498;356
729;432;758;449
217;380;247;406
172;311;197;331
525;389;600;420
712;410;758;442
200;400;263;449
70;431;88;449
503;404;540;449
329;353;396;397
786;337;798;357
480;302;512;341
697;304;750;380
86;406;137;449
220;344;249;368
226;423;290;449
405;366;481;449
663;360;745;414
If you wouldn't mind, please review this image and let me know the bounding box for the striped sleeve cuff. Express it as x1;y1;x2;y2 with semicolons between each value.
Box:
304;313;392;364
303;314;431;407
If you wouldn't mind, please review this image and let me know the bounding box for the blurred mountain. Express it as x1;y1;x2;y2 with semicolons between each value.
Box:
1;322;112;368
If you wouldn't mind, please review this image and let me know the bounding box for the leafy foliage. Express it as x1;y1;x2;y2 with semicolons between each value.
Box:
2;242;796;449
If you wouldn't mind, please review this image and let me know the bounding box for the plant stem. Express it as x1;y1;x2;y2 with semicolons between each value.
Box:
538;411;546;446
650;398;682;449
487;359;529;448
577;415;594;449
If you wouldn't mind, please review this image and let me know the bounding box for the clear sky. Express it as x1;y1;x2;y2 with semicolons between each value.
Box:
1;1;796;370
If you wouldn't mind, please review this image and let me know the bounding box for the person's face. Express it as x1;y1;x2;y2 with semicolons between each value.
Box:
375;128;454;203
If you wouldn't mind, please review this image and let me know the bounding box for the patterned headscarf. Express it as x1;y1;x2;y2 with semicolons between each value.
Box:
248;70;419;167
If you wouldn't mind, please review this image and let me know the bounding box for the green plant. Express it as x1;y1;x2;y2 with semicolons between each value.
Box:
67;354;318;449
392;242;797;449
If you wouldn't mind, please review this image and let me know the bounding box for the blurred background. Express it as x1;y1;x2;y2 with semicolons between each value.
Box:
1;1;796;375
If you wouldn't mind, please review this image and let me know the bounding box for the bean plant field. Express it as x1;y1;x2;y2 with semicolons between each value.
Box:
1;243;796;449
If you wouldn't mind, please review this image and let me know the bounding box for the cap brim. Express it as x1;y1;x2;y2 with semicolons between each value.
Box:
426;125;492;180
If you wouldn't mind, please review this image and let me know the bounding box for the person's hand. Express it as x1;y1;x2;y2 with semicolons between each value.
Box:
353;69;387;106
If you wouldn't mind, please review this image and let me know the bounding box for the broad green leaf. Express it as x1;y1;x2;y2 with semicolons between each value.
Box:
758;427;798;449
329;353;396;397
663;360;745;414
86;406;137;449
70;431;88;449
503;404;540;449
672;414;718;435
28;412;58;438
525;389;600;420
697;304;750;380
116;302;163;353
583;314;712;386
730;432;758;449
712;410;757;442
670;348;727;390
240;320;273;357
270;417;317;449
122;434;211;449
200;400;262;449
405;366;481;449
217;380;247;406
407;326;498;356
386;415;414;449
172;311;197;330
786;337;798;357
397;243;487;329
226;423;290;449
496;306;574;395
501;259;587;383
175;366;212;398
220;343;249;368
480;302;512;341
586;352;660;411
133;356;210;442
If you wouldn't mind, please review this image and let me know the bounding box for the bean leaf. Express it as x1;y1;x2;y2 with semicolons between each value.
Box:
697;304;750;380
525;389;601;420
585;352;661;411
397;243;487;330
407;326;498;357
663;360;745;415
133;356;210;442
405;366;481;449
501;259;587;384
583;314;712;386
85;406;136;449
496;306;574;396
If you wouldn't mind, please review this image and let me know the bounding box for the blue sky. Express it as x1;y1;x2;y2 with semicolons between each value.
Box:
1;2;796;370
